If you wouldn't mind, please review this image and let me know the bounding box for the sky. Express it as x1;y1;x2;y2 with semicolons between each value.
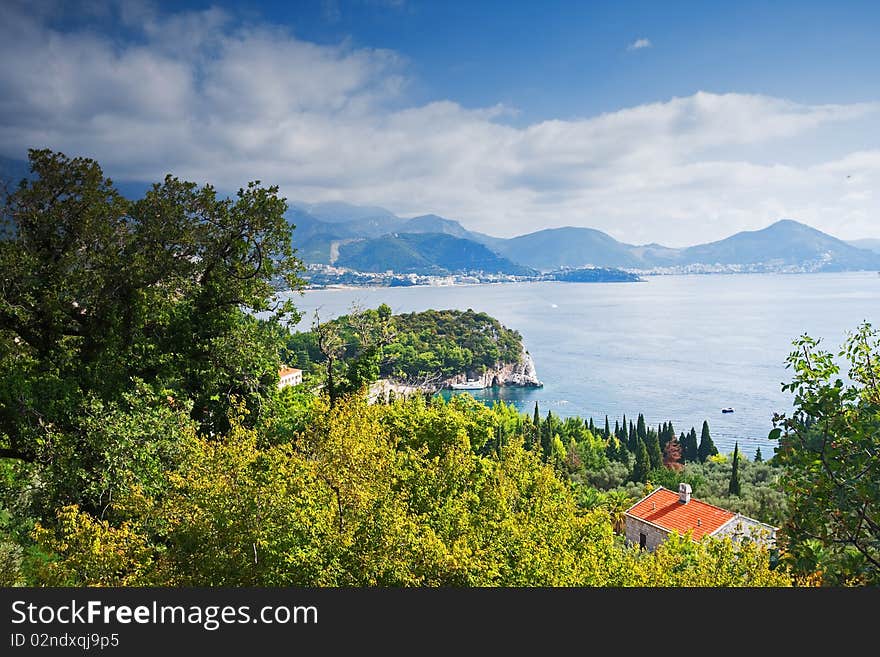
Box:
1;0;879;245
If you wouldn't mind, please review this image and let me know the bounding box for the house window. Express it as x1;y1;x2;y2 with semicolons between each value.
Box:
639;533;647;550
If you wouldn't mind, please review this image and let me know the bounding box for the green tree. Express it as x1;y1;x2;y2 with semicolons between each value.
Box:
681;428;699;463
657;423;667;451
698;421;718;463
311;305;394;406
728;442;741;496
646;433;663;471
540;410;555;461
772;322;880;585
636;413;647;444
0;149;303;514
754;447;763;463
632;438;650;483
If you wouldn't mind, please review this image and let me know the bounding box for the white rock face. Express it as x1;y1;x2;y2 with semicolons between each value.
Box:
444;347;543;388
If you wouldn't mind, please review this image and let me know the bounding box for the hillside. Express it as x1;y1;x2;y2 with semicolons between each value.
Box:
284;307;540;386
679;219;880;271
335;233;536;275
496;227;643;271
399;214;507;250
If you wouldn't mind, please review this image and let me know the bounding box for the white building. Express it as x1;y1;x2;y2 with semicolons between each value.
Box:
278;367;303;389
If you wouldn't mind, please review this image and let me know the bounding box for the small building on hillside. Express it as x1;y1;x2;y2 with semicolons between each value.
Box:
624;483;776;551
278;367;303;389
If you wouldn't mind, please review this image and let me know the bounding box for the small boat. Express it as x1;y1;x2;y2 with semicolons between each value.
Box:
451;380;485;390
721;407;735;413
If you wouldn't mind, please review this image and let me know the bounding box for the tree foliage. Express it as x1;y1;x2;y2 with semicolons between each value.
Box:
28;396;787;587
728;442;742;496
0;149;793;589
698;421;719;463
0;149;303;514
772;322;880;585
286;308;524;385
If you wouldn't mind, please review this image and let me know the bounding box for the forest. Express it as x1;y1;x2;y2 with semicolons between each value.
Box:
284;307;524;383
1;150;877;587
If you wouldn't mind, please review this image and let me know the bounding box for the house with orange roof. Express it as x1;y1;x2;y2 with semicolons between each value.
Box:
278;366;303;389
624;483;776;552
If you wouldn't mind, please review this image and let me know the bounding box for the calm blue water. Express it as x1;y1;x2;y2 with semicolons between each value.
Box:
284;272;879;458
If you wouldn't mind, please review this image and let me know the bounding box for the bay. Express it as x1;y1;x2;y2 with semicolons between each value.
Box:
284;271;879;458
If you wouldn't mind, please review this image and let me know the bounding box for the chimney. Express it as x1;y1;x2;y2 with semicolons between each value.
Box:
678;483;692;504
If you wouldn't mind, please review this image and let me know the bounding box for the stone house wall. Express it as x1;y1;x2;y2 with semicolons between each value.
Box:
624;515;669;552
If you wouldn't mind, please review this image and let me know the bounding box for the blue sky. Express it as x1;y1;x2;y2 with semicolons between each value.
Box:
1;0;878;244
242;0;880;121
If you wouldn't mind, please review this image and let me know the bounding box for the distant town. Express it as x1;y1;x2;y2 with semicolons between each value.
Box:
302;263;642;288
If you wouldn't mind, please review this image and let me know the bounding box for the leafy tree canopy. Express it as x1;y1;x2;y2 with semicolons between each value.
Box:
772;322;880;585
0;149;304;513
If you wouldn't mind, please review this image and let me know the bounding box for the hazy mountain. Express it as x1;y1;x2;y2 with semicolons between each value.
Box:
335;233;536;276
400;214;506;250
400;214;472;238
848;238;880;254
678;219;880;271
495;227;643;271
291;201;398;224
288;201;408;247
5;163;877;274
288;206;507;264
489;219;880;272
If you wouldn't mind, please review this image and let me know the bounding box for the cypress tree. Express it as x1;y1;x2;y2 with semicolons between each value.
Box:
523;417;535;452
604;415;611;438
621;415;628;443
628;421;638;453
605;436;617;461
632;438;649;483
589;417;595;434
541;410;554;460
533;402;540;432
647;432;663;471
728;442;742;496
637;413;647;443
697;420;718;463
754;446;763;463
658;423;667;451
681;428;699;462
614;419;621;441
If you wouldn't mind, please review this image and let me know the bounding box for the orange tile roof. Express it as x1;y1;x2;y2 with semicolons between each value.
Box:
625;487;736;539
279;367;302;377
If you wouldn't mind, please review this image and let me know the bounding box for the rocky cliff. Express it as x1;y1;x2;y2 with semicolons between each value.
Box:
443;347;543;388
369;347;542;403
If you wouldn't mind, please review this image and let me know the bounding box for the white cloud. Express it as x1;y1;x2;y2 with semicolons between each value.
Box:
1;5;879;245
627;38;652;51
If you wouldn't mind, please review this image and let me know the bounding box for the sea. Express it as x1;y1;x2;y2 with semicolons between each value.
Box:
282;271;879;458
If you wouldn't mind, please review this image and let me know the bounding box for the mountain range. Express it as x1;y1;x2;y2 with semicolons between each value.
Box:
289;201;880;275
2;157;878;275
